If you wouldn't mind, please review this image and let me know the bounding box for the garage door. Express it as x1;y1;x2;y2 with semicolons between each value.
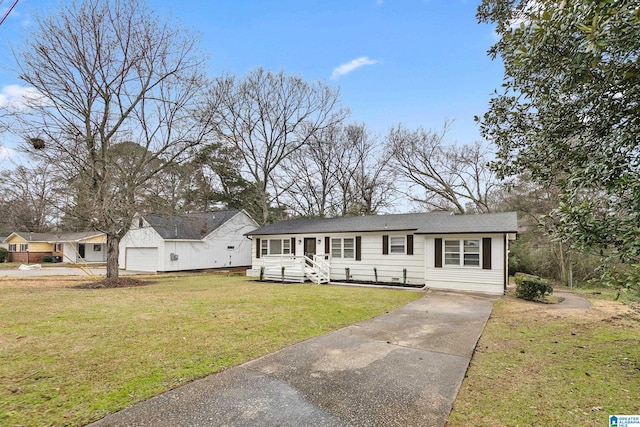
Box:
125;247;158;272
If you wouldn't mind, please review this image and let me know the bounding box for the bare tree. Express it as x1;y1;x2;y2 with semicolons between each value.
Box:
277;124;343;217
340;124;396;216
0;164;56;232
205;68;348;224
385;122;499;213
14;0;209;278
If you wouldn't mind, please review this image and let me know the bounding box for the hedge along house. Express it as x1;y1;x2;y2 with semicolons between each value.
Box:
246;211;518;294
2;231;107;264
119;210;258;272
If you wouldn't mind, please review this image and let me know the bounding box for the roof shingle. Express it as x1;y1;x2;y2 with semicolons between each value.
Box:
246;211;518;236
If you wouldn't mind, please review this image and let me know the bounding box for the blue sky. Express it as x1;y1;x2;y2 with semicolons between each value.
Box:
0;0;503;160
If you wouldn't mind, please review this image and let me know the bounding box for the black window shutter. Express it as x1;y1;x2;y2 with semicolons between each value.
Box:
256;238;261;259
356;236;362;261
434;238;442;268
291;237;296;256
482;237;492;270
325;237;330;254
382;235;389;255
407;235;414;255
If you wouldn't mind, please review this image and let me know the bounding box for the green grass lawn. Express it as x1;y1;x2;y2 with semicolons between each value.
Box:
0;273;423;426
448;289;640;426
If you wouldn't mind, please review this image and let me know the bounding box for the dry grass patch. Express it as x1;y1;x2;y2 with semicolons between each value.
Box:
0;273;422;426
448;294;640;426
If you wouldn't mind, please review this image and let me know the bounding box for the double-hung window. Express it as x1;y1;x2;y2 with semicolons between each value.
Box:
8;244;16;252
463;240;480;266
263;239;291;256
19;244;29;252
331;238;355;259
389;236;406;254
444;239;480;267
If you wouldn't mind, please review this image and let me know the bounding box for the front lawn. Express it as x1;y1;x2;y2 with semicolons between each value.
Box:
448;290;640;426
0;273;423;426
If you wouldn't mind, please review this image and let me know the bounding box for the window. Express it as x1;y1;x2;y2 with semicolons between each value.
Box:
444;239;481;267
444;240;460;265
463;240;480;266
331;238;355;259
264;239;291;255
54;243;62;253
389;236;405;254
93;244;102;252
331;238;341;258
19;244;28;252
8;244;16;252
269;239;282;255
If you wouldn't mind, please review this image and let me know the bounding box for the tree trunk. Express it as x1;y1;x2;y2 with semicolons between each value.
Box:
106;234;119;279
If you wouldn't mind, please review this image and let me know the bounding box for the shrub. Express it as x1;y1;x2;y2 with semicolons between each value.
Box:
41;255;53;263
0;247;7;262
514;273;553;302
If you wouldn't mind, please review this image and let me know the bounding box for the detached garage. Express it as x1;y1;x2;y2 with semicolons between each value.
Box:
119;210;258;272
125;247;158;272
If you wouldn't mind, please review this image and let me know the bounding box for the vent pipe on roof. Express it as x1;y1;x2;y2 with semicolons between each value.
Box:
174;225;178;238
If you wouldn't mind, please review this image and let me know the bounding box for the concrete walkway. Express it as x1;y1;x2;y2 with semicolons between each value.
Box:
89;290;497;427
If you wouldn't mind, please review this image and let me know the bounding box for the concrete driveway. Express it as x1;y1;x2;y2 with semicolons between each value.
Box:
89;289;496;427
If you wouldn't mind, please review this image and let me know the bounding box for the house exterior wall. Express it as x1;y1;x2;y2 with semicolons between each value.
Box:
118;223;164;269
159;212;256;272
250;232;509;294
119;211;257;272
251;231;425;285
82;243;107;262
5;235;52;263
423;233;507;294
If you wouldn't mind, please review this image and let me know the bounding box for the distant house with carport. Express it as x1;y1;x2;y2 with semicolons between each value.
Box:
119;210;258;272
2;231;107;264
246;211;518;294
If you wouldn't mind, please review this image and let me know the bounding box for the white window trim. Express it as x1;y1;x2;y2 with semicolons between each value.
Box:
331;237;355;259
19;243;29;252
8;244;16;252
263;238;292;256
389;235;406;254
443;239;481;268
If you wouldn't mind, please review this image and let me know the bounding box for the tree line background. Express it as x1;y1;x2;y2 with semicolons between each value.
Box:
0;0;637;290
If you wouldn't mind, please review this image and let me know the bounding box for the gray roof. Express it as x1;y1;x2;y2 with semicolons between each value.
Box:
246;211;518;236
4;231;105;243
144;210;241;240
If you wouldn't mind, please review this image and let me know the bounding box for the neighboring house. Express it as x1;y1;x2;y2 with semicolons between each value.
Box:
0;236;7;251
246;211;518;295
2;231;107;263
119;210;258;272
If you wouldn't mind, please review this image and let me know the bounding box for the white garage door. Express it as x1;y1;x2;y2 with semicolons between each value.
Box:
125;247;158;272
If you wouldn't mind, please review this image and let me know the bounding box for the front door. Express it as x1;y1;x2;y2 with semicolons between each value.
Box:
78;243;85;259
304;238;316;261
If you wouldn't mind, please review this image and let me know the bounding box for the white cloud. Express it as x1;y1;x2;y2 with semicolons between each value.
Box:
0;84;46;110
331;57;378;80
0;145;16;160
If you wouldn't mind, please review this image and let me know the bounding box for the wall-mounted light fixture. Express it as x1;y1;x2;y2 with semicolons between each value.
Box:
317;239;322;244
298;239;302;244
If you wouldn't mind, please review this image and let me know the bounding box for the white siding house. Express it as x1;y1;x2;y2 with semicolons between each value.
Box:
246;212;517;294
119;210;258;272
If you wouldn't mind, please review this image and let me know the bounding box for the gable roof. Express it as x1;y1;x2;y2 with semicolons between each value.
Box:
142;210;242;240
3;231;105;243
246;211;518;236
